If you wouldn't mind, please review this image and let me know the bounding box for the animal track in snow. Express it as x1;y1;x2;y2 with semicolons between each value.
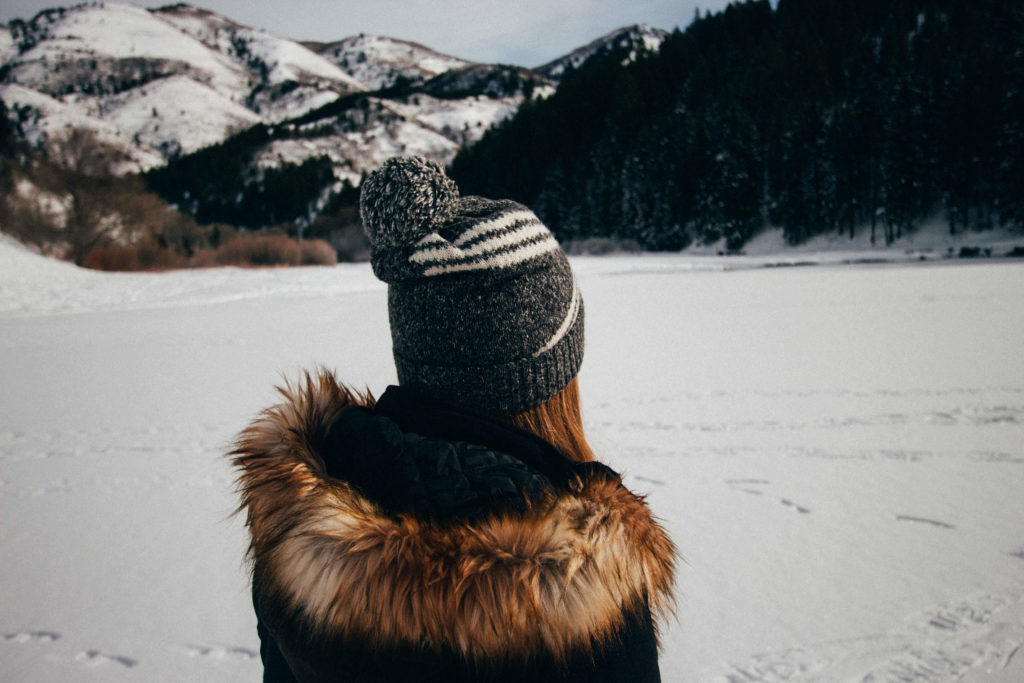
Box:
859;592;1023;681
3;630;140;669
725;478;768;495
2;630;61;644
780;498;811;514
0;479;75;498
712;590;1024;682
73;649;138;668
725;479;811;514
179;643;258;660
969;450;1024;464
896;514;956;530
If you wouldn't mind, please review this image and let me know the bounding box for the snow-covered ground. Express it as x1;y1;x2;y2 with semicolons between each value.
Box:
1;235;1022;681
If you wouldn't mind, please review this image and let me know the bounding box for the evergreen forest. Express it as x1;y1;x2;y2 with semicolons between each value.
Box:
450;0;1023;251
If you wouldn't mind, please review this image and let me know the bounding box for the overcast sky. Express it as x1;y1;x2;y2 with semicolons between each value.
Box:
0;0;734;67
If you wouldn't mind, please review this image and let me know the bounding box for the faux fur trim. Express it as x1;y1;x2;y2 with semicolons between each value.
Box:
231;370;676;663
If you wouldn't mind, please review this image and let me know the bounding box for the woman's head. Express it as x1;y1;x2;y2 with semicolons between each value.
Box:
360;156;584;416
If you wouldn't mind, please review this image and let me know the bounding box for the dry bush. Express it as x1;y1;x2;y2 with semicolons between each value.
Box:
212;233;336;268
207;223;237;248
299;238;337;266
83;245;141;271
82;242;188;271
137;242;188;270
79;233;337;271
215;233;301;266
2;128;214;266
189;249;219;268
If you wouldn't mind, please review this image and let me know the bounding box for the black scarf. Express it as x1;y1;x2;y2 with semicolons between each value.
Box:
320;385;617;521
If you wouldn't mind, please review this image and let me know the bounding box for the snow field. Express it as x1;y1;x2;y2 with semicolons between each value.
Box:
1;241;1022;681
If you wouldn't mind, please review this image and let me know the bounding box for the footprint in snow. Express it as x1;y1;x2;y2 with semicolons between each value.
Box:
781;498;812;514
74;650;138;668
726;479;811;514
180;643;258;660
2;630;61;644
725;478;769;495
896;514;955;529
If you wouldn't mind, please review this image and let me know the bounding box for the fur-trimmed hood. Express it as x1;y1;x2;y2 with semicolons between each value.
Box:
231;370;676;665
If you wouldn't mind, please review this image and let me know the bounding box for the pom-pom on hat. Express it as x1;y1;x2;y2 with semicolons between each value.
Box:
360;156;459;248
360;156;583;415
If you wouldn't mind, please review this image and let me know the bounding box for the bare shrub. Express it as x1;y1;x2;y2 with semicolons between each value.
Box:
299;238;337;266
2;128;213;265
136;242;188;270
189;249;219;268
82;242;188;271
78;234;337;271
215;233;301;267
83;245;141;271
207;223;237;248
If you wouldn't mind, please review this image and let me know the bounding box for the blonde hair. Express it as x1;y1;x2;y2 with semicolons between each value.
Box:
506;377;595;463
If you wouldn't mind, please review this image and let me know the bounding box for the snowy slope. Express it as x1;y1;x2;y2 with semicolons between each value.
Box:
99;75;261;157
1;239;1022;682
536;23;668;81
155;5;362;88
0;83;167;171
0;3;533;170
250;92;526;185
154;4;365;122
251;94;462;186
1;3;255;169
0;2;365;167
388;93;523;146
0;3;546;181
0;3;669;201
312;34;471;90
0;25;15;64
5;3;248;95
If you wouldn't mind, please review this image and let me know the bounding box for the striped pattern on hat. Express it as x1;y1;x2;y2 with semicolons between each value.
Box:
360;156;584;414
410;208;561;277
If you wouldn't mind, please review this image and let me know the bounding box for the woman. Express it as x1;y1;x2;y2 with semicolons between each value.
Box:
230;157;677;682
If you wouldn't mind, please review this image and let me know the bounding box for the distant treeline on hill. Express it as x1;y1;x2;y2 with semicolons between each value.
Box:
450;0;1023;251
144;122;338;228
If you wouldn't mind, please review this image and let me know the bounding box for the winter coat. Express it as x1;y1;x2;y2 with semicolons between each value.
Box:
230;370;677;682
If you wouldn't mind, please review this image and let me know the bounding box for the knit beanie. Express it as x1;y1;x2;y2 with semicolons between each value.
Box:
359;156;583;415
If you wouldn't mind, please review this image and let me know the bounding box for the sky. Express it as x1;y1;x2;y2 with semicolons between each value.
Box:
0;0;734;67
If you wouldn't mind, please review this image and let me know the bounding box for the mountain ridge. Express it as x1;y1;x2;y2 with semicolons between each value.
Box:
1;2;664;179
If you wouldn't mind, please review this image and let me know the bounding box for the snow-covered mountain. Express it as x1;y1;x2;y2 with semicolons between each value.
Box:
153;4;365;122
309;34;471;91
0;3;366;169
537;24;668;82
1;4;668;202
0;2;558;176
252;92;526;188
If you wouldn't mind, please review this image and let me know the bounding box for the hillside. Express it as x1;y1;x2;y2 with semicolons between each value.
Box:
1;2;669;257
536;23;668;82
308;34;471;91
451;0;1024;251
1;3;363;168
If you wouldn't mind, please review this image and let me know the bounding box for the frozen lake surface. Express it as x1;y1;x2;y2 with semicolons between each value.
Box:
2;237;1022;681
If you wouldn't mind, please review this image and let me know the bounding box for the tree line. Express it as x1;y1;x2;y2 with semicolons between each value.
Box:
449;0;1023;251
